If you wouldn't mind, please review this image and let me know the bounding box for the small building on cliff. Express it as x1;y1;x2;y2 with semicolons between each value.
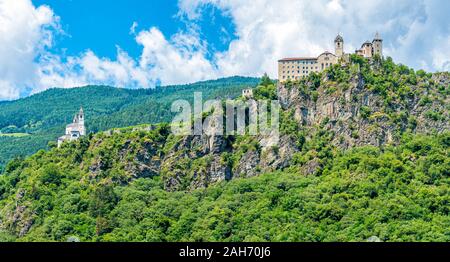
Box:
57;107;86;147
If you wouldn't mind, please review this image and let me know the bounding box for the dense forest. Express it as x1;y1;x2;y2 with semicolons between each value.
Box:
0;76;260;170
0;56;448;242
0;126;448;242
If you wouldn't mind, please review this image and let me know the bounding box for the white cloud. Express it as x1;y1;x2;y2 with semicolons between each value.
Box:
177;0;450;77
137;27;217;85
431;36;450;72
32;47;156;95
0;0;218;100
0;0;229;100
0;0;59;99
130;21;138;35
37;27;218;92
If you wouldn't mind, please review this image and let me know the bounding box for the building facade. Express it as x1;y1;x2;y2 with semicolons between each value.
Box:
278;33;383;82
58;107;86;147
242;88;254;99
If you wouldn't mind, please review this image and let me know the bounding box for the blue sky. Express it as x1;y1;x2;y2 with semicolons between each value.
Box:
32;0;236;60
0;0;449;100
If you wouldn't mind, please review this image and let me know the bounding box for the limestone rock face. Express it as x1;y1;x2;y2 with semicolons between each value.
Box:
301;159;321;176
277;72;449;149
160;110;233;190
160;133;231;191
83;71;448;191
0;189;34;237
234;149;260;178
189;156;232;190
161;115;299;190
259;135;299;172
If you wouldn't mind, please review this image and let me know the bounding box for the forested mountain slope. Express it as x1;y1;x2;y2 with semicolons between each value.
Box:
0;57;448;242
0;76;259;170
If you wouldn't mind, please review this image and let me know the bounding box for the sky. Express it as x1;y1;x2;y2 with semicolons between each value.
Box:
0;0;449;100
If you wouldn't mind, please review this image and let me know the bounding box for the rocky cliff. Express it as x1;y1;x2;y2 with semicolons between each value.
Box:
81;59;450;192
1;58;449;237
278;69;449;149
85;58;450;192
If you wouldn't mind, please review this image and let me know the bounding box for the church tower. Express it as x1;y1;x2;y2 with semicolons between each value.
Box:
58;107;86;147
372;32;383;57
77;107;85;136
334;34;344;58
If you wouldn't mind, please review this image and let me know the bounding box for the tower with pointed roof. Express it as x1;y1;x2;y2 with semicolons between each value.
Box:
334;34;344;58
372;32;383;57
57;107;86;147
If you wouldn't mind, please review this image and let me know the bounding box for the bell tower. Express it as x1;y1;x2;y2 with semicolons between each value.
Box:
334;34;344;58
78;106;86;136
372;32;383;57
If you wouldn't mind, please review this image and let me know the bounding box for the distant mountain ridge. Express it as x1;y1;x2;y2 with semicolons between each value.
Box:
0;76;260;170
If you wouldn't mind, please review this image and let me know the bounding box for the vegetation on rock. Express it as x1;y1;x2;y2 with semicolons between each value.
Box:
0;76;260;170
0;58;448;242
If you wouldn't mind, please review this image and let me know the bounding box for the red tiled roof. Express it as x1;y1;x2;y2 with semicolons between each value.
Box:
278;57;317;62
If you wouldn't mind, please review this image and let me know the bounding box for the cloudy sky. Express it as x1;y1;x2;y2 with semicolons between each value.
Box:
0;0;449;100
